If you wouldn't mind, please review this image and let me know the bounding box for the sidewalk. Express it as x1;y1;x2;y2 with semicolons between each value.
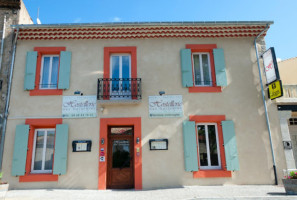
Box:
1;185;297;200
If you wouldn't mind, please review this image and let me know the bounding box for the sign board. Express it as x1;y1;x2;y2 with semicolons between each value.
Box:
263;47;280;85
62;96;97;118
268;80;283;100
149;95;183;118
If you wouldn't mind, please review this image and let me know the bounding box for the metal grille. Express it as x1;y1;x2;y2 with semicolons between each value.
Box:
97;78;141;100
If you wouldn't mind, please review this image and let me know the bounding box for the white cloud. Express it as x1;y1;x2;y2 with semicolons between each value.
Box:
112;17;121;22
73;18;82;23
277;58;282;62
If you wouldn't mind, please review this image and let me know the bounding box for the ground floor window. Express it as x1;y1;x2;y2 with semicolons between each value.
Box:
31;129;55;173
197;123;221;170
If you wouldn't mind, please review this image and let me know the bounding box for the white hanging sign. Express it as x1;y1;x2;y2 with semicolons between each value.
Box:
263;47;280;85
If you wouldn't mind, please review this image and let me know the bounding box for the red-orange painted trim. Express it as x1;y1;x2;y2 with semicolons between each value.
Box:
185;44;222;93
99;117;142;190
29;47;66;96
19;118;62;182
189;115;231;178
103;47;137;100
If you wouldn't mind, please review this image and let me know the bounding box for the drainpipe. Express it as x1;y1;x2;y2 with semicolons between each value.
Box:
0;16;6;73
254;24;278;185
0;28;19;171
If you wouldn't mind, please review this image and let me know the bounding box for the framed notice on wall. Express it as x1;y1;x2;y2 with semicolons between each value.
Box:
149;95;183;118
62;96;97;118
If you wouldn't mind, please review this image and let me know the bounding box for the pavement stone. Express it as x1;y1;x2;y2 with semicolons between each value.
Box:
0;185;297;200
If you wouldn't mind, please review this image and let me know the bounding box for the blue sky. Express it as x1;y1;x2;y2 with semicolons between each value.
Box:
23;0;297;60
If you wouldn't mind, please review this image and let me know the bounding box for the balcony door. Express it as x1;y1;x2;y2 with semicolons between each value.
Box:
110;54;131;99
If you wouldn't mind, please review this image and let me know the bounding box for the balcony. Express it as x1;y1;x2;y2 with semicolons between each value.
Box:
276;85;297;104
97;78;142;104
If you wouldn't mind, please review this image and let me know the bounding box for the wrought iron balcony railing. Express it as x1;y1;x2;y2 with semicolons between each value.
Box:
97;78;142;100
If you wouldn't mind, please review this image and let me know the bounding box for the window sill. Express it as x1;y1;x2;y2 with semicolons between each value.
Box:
188;86;222;93
193;170;231;178
29;89;63;96
19;174;58;182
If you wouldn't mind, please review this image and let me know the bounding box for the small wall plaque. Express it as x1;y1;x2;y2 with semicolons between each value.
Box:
149;139;168;150
72;140;92;152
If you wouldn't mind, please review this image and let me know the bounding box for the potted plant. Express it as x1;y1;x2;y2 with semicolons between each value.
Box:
0;172;9;192
283;170;297;195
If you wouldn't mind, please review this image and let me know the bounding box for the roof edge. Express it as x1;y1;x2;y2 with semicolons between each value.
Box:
11;21;274;29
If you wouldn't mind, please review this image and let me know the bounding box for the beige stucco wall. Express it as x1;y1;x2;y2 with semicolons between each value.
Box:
2;36;286;189
278;57;297;85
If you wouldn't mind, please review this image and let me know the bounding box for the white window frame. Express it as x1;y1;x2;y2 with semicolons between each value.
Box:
196;123;221;170
31;128;55;174
109;53;132;99
192;53;212;87
40;55;59;90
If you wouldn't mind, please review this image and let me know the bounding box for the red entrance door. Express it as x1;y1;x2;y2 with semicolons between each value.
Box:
107;126;134;189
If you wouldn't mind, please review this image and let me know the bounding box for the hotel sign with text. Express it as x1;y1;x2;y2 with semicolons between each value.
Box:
149;95;183;118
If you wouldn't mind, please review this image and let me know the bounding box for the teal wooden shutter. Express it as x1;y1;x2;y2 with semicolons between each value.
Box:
53;124;68;175
213;48;227;87
180;49;194;87
11;125;29;176
58;51;72;90
183;121;198;171
24;51;38;90
222;120;239;171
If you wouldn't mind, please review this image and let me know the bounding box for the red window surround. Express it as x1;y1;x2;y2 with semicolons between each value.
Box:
19;118;62;182
29;47;65;96
186;44;222;93
189;115;231;178
103;46;137;100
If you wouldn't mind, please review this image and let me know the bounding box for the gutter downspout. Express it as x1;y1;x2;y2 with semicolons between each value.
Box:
0;27;19;171
254;24;278;185
0;16;6;73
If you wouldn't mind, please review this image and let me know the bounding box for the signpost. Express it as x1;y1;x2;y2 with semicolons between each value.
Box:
262;47;283;100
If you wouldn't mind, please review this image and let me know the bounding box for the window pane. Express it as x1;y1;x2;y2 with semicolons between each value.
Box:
208;125;219;166
50;57;59;89
111;56;120;91
41;57;50;88
193;55;202;86
34;130;45;170
198;125;208;166
112;140;130;168
202;54;211;86
122;56;130;91
44;131;55;170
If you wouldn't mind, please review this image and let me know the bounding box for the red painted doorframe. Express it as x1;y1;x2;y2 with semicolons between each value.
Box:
98;117;142;190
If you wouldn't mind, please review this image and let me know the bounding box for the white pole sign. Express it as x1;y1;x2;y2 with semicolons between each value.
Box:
62;96;97;118
263;47;279;85
149;95;183;118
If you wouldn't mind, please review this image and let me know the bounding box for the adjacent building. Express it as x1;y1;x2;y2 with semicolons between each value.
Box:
1;21;287;190
0;0;33;166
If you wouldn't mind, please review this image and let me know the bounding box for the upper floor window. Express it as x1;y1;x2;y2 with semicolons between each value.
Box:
110;54;131;98
31;128;55;174
40;55;59;89
193;53;212;86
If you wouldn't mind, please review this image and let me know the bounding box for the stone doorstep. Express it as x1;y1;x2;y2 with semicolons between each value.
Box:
0;183;8;191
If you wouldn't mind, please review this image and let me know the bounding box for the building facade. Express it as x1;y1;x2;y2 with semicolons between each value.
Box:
1;22;287;190
276;57;297;170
